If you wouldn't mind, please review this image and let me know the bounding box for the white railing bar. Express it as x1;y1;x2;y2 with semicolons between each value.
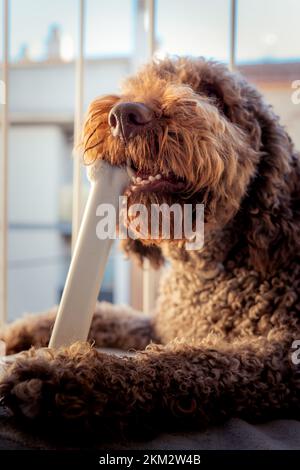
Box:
147;0;155;59
143;0;156;315
0;0;9;326
229;0;237;71
72;0;85;252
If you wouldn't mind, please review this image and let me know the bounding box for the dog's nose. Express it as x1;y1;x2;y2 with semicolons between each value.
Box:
108;102;153;140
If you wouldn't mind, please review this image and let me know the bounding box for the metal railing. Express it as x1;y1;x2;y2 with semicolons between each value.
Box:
72;0;86;252
0;0;9;326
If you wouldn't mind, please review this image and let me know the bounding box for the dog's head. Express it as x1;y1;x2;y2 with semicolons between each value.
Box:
80;57;298;272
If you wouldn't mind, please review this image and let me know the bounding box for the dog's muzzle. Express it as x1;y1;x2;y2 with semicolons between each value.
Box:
108;101;154;141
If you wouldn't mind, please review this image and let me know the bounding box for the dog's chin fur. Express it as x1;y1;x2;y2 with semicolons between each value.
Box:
80;57;260;251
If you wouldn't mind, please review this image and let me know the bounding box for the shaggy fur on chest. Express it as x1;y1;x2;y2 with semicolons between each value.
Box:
155;245;300;345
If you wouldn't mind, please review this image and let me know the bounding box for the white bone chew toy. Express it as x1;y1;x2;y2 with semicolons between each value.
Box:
49;160;130;348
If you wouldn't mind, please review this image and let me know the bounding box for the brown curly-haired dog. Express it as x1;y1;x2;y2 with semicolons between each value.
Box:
1;57;300;437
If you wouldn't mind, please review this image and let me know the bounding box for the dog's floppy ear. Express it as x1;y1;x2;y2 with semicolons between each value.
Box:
200;64;300;275
242;106;300;275
120;239;164;269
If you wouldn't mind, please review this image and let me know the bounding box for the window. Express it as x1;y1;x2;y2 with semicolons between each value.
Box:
236;0;300;148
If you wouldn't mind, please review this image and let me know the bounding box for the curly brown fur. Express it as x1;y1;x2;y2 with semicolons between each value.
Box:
1;57;300;437
1;303;155;355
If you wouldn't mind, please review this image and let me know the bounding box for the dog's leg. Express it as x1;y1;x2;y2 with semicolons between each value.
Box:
0;337;298;435
0;309;57;355
0;303;157;355
88;302;157;350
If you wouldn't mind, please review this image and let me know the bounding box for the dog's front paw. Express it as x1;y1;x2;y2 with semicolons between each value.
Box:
0;343;160;437
0;309;57;355
0;344;108;425
0;349;57;419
